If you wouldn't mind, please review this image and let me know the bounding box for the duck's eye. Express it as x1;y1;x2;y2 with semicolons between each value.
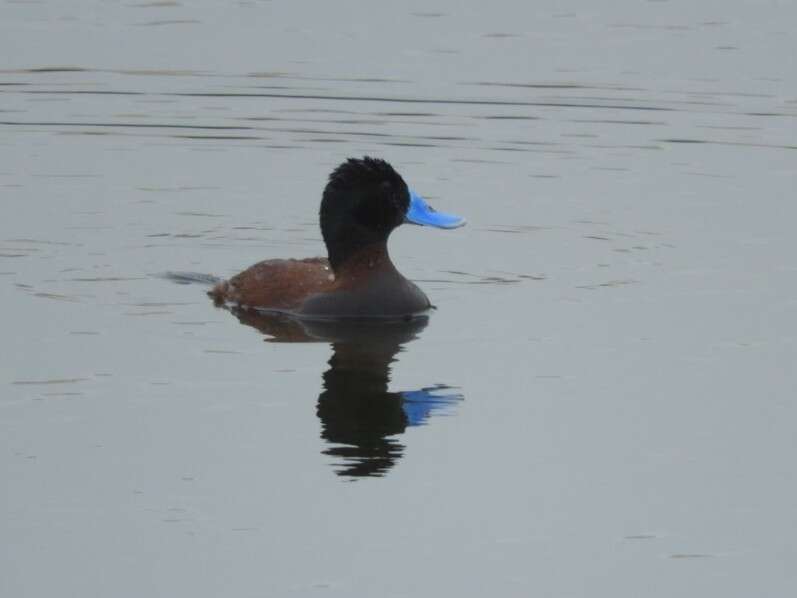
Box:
353;189;395;230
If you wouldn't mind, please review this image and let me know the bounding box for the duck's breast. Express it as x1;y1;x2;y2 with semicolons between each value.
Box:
298;270;431;318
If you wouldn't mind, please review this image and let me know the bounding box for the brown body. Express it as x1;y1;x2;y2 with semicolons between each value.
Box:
209;244;431;319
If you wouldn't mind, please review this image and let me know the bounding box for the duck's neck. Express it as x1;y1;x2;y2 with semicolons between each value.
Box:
332;242;398;280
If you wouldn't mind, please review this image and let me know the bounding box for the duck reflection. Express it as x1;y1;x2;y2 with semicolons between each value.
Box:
228;308;463;478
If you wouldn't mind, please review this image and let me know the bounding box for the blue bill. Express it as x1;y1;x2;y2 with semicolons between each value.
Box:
405;190;466;229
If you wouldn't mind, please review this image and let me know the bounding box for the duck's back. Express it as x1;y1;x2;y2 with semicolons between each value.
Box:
209;257;333;311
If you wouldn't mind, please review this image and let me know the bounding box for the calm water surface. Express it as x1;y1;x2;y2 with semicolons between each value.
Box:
2;1;796;596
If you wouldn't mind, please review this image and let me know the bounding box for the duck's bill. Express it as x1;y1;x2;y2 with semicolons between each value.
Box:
405;190;466;229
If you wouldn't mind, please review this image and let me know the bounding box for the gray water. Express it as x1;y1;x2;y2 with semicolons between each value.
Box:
2;1;796;596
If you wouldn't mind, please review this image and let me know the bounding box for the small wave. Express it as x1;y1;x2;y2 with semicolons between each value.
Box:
159;271;221;286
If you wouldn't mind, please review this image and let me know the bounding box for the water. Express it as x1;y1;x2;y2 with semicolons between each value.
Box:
2;1;796;596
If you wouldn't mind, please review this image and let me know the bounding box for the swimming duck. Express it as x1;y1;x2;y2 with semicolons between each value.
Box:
209;157;465;318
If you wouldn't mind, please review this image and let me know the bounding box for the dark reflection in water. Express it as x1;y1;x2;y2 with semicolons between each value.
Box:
228;308;463;478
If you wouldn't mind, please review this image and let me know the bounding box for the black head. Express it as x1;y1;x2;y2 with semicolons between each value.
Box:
320;157;410;271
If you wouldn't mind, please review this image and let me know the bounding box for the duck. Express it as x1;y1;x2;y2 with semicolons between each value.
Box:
209;157;465;319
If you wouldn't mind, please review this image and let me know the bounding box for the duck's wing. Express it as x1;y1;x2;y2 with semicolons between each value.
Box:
209;257;333;310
